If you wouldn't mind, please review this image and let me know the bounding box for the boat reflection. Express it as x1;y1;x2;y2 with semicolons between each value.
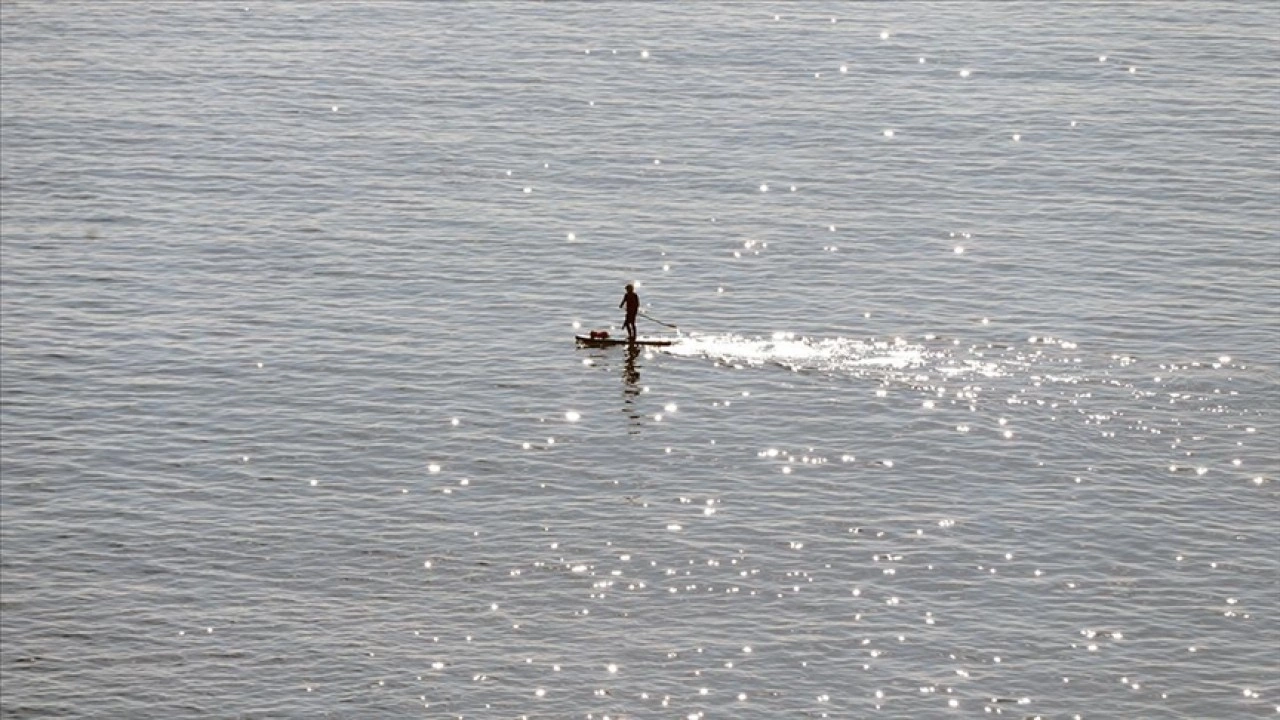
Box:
622;344;642;429
578;341;650;430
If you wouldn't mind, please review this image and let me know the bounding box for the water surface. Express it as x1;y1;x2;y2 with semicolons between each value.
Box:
2;2;1277;718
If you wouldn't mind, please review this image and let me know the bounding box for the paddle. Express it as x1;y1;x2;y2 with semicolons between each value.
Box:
640;311;679;330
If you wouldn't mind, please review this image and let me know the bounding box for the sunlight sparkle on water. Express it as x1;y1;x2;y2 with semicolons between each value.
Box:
24;23;1275;720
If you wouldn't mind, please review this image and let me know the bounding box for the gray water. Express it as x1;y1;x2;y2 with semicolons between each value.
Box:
2;2;1278;718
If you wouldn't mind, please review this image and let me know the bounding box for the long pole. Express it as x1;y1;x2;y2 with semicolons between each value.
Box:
639;311;678;329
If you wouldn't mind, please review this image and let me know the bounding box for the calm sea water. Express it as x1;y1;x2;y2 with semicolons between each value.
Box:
2;2;1277;718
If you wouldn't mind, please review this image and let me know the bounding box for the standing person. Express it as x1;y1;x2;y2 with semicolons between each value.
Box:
619;283;640;342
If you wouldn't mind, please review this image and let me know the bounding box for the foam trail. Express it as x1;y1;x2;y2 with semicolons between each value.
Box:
664;332;930;374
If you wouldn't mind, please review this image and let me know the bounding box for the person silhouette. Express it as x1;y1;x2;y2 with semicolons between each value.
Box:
619;284;640;342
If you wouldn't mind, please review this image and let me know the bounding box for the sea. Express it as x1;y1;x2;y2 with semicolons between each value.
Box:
1;2;1277;718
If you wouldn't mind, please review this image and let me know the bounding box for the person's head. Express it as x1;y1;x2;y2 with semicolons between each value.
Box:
625;284;634;292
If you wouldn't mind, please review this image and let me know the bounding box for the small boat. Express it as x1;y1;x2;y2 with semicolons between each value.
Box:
575;335;676;348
